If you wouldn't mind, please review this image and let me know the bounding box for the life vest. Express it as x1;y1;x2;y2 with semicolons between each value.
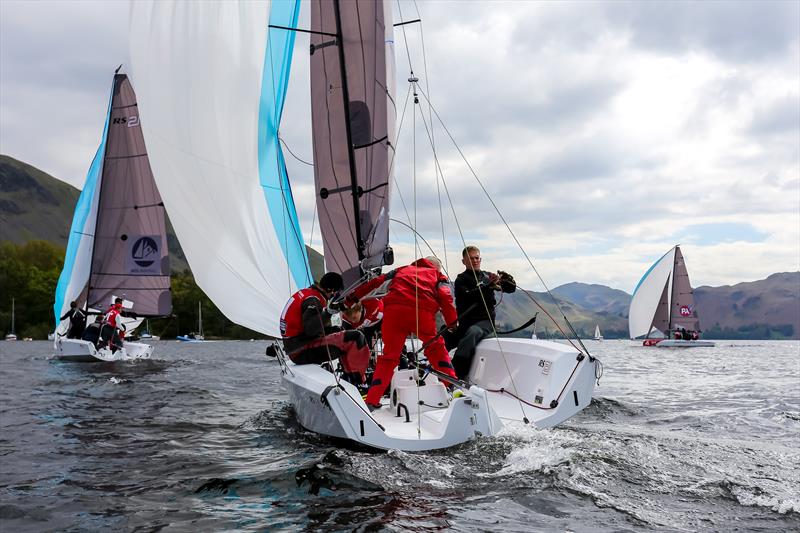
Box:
280;286;327;338
104;305;122;330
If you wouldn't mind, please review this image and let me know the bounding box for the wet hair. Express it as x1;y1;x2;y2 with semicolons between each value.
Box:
462;245;480;258
319;272;344;291
114;297;123;304
70;301;77;309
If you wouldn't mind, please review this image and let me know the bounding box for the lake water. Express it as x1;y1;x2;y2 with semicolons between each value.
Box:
1;339;798;531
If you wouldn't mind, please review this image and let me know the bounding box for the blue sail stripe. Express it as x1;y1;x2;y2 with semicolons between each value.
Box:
631;246;675;297
53;84;114;327
258;0;312;289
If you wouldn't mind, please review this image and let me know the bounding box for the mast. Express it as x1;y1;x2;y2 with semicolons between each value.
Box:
10;298;14;335
309;0;395;284
198;301;203;338
332;0;365;265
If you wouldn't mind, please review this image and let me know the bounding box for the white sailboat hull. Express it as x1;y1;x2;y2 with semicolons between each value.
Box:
53;337;154;362
469;338;598;428
281;338;597;451
655;339;715;348
282;363;503;451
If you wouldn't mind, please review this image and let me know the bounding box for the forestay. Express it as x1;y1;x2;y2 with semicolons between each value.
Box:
310;0;397;285
129;0;311;335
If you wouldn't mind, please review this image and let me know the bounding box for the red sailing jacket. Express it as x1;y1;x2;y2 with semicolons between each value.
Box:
280;286;327;338
352;258;457;326
103;304;124;338
104;305;121;328
342;297;384;329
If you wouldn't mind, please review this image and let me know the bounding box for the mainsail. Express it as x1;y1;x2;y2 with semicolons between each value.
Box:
54;73;171;328
628;245;700;338
130;0;310;335
669;247;700;333
310;0;397;284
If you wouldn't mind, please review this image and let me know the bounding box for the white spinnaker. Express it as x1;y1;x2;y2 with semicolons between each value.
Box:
129;0;300;335
628;247;677;339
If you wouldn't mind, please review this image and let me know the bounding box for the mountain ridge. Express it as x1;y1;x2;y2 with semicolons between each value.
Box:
2;155;797;339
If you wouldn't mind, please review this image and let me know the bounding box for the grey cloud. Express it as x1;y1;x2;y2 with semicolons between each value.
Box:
606;1;800;64
748;94;800;137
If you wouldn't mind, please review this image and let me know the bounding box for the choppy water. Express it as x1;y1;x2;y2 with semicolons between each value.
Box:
1;339;798;532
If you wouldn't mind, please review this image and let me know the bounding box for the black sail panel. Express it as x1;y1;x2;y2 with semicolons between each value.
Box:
650;277;671;337
87;74;171;316
310;0;395;285
669;246;700;333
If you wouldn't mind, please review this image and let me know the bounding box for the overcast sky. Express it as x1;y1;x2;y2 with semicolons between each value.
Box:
1;0;798;293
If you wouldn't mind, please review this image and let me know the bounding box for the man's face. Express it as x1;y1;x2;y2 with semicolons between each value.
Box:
323;288;338;300
462;250;481;271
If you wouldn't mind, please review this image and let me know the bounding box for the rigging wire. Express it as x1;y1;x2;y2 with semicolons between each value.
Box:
411;99;528;422
416;85;592;358
411;0;448;274
411;70;423;437
389;218;450;279
394;3;526;421
279;136;314;166
390;84;415;231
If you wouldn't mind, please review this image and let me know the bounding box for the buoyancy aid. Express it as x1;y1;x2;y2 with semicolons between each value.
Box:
280;286;327;338
104;305;122;329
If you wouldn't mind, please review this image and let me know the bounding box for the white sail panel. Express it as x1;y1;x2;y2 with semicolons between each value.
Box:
129;0;309;335
628;247;677;339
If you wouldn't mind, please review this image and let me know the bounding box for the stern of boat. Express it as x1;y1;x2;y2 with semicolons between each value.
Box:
469;338;598;428
280;360;504;451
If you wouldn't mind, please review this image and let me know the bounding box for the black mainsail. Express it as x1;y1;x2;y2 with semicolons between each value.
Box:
310;0;397;285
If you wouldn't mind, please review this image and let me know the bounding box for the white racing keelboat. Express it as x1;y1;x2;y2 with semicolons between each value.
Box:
53;71;172;362
629;245;715;348
130;0;601;451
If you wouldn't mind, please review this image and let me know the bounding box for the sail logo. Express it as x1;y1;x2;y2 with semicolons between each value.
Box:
127;235;161;274
132;237;158;267
112;116;140;128
679;305;692;316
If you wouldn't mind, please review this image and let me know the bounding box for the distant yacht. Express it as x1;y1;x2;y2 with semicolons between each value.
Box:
53;69;172;362
177;302;206;342
139;319;160;341
594;324;603;341
5;298;17;341
629;245;715;348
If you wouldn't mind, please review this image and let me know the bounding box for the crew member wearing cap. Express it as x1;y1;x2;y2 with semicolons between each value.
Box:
280;272;370;384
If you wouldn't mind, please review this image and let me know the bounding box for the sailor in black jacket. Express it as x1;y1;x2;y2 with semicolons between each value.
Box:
450;246;516;379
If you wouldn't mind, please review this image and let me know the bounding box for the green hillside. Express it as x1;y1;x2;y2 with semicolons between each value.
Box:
0;155;79;244
0;154;191;272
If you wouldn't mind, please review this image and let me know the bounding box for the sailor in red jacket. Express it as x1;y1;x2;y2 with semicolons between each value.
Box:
351;256;458;409
101;297;126;351
280;272;370;383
